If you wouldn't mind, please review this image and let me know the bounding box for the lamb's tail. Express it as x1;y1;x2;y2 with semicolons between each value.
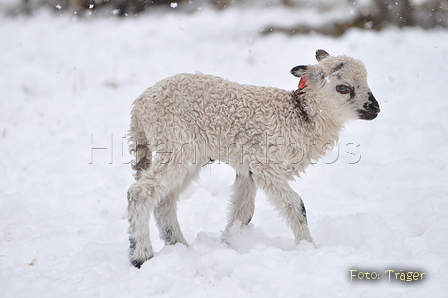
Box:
128;96;151;180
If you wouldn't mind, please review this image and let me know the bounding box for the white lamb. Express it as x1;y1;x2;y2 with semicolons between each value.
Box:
127;49;380;268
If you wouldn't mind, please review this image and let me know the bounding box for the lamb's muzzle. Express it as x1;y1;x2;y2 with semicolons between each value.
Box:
359;92;380;120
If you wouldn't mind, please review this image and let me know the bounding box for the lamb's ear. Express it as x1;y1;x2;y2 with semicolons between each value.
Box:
316;49;330;62
290;65;307;78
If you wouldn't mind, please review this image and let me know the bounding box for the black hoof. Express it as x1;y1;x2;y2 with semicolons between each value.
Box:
131;259;145;269
130;254;153;269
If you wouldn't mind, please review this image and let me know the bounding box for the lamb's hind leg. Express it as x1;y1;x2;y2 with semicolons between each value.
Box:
153;191;188;247
127;179;156;269
127;142;153;269
222;171;257;240
127;160;195;268
153;163;202;246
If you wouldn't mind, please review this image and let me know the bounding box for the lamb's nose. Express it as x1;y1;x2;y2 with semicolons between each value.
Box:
367;93;380;113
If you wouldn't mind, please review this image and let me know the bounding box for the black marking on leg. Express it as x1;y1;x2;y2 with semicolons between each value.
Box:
301;201;308;223
129;237;136;250
244;216;252;225
129;237;137;263
129;237;135;249
163;228;177;245
164;228;174;244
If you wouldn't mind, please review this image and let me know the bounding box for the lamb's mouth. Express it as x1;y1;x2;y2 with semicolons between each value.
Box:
358;109;379;120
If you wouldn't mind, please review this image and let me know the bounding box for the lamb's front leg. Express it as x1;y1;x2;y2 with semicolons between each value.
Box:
252;173;314;245
222;172;257;240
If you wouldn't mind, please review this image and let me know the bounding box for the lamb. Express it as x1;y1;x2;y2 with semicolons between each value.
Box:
126;49;380;268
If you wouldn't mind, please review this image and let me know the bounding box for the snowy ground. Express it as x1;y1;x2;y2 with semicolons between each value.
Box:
1;6;448;298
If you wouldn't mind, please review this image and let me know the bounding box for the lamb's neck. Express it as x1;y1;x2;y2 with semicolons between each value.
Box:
291;89;344;146
291;89;312;124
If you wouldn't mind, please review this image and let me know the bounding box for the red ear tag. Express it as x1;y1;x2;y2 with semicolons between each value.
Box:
298;76;307;89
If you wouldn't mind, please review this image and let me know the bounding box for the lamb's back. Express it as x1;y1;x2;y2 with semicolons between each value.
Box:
139;73;294;139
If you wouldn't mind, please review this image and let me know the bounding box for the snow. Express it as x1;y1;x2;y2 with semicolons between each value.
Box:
1;7;448;298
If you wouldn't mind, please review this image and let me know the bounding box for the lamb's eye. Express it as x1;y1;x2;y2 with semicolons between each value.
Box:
336;85;352;94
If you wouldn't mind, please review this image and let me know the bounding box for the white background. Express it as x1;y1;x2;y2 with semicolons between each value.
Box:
1;6;447;297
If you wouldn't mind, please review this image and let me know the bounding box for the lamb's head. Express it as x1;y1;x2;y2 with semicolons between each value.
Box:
291;49;380;122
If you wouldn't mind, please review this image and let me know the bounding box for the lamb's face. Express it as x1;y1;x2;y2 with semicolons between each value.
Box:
291;50;380;122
